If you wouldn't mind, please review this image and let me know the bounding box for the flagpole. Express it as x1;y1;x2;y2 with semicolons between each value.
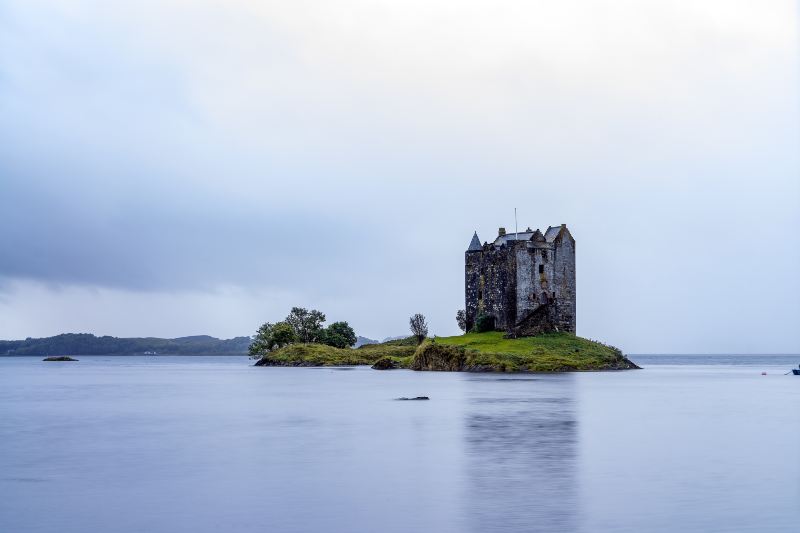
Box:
514;208;518;241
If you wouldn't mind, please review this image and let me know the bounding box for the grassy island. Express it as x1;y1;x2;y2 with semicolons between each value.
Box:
255;332;638;372
412;332;638;372
254;337;417;367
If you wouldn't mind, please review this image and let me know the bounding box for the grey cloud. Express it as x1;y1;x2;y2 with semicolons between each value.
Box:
0;1;798;352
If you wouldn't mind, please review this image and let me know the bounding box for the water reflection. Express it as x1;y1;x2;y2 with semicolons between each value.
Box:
462;374;577;533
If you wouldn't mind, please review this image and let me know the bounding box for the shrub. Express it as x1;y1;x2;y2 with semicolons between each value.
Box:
472;314;496;333
456;309;467;332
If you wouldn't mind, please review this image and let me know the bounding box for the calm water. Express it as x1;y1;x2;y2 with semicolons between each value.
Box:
1;355;799;533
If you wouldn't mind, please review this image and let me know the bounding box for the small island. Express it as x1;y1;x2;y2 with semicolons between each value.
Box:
255;331;637;372
251;223;639;373
42;356;79;362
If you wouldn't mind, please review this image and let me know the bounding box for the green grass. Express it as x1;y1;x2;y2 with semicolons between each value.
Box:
255;331;637;372
357;341;417;358
421;331;636;372
434;331;619;357
256;340;416;367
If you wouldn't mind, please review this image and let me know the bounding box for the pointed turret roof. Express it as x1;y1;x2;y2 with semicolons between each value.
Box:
467;231;482;252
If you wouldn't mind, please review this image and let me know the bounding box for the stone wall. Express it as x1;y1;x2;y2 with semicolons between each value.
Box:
465;244;516;331
465;226;576;336
551;231;576;333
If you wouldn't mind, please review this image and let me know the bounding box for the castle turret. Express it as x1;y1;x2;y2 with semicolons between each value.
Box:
467;232;481;252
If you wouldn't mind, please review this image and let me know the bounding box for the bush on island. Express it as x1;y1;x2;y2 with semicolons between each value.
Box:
472;314;496;333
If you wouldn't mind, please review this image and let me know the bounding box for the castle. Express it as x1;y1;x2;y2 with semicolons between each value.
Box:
465;224;576;336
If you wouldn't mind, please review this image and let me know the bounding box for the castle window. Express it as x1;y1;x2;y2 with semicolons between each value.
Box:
478;290;483;300
538;265;544;274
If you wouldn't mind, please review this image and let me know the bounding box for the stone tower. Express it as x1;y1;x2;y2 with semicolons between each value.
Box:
465;224;576;336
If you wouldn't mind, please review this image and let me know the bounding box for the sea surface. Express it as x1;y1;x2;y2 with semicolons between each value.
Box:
1;355;799;533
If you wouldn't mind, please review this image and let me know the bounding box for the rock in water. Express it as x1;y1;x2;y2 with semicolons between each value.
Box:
43;356;78;362
396;396;429;401
371;357;398;370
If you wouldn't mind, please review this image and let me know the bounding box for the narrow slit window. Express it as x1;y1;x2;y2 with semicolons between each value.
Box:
538;265;544;274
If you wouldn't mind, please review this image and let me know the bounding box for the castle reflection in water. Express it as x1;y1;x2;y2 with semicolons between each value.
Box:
462;374;577;533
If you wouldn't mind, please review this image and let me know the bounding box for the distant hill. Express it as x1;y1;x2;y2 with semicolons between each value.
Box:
355;336;413;347
354;336;379;348
0;333;252;356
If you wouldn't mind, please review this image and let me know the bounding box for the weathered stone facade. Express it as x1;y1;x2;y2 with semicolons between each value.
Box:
465;225;576;336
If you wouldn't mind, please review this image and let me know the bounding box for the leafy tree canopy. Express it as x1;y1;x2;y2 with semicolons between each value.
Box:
285;307;326;343
249;322;276;356
249;321;301;356
320;321;357;349
272;322;299;348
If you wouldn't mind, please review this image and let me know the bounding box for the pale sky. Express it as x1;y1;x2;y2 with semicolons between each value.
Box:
1;0;798;353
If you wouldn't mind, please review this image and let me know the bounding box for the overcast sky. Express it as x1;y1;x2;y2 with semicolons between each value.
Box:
1;0;798;353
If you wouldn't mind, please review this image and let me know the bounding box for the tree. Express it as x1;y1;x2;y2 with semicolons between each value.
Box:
285;307;326;343
456;309;467;332
272;322;298;348
248;322;276;356
321;321;357;349
409;313;429;345
248;321;300;357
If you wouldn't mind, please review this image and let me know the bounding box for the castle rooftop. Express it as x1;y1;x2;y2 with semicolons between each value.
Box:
544;226;562;242
467;232;482;251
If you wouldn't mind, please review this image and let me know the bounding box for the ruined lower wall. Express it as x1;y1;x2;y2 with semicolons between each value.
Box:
513;304;555;336
512;302;574;337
